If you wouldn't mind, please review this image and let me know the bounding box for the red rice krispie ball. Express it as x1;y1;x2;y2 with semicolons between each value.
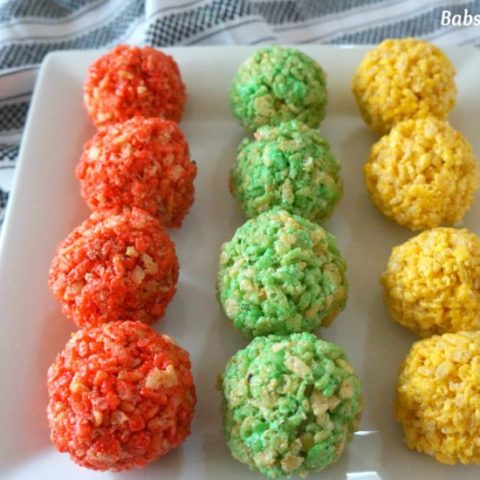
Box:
48;208;178;328
84;44;186;127
47;321;196;471
76;116;197;228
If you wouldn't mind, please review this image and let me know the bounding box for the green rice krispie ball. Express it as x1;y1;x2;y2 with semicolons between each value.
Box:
221;333;362;478
217;209;348;337
230;47;328;131
230;120;342;223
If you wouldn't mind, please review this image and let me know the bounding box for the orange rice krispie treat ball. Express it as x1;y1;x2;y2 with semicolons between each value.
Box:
47;321;196;471
84;44;186;128
48;208;178;328
364;117;479;231
352;38;456;134
76;116;197;228
382;228;480;337
395;331;480;464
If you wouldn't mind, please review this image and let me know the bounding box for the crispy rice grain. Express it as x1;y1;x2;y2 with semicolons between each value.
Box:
221;333;362;478
47;321;196;471
364;117;479;231
395;331;480;464
76;116;197;228
48;208;178;328
382;228;480;337
352;38;456;134
84;44;186;127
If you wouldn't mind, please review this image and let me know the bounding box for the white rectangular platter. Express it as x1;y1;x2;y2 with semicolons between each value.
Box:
1;46;480;480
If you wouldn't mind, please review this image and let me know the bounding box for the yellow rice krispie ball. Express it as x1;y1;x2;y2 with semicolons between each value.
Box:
395;331;480;464
352;38;456;134
364;117;479;231
382;228;480;337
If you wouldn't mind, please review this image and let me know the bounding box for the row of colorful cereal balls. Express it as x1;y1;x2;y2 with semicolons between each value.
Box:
354;38;480;465
223;45;346;346
46;45;199;471
354;38;478;231
215;48;362;479
381;227;480;465
229;46;342;224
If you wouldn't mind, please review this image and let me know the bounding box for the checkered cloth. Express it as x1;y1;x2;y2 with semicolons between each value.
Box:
1;0;479;224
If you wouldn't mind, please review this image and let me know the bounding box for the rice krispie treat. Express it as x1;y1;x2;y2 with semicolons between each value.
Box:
364;117;479;231
76;116;197;228
352;38;456;134
48;208;178;328
395;331;480;464
221;333;362;478
84;44;186;127
382;228;480;337
230;46;328;131
47;321;196;471
230;120;342;223
217;209;347;337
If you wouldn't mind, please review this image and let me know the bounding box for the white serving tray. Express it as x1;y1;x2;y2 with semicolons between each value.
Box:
0;46;479;480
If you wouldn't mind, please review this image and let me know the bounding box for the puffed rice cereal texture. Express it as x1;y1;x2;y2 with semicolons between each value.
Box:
221;333;362;478
395;331;480;465
352;38;456;134
230;46;328;131
47;321;196;471
364;117;479;231
76;116;197;228
48;208;178;328
230;120;342;223
84;44;186;127
217;209;348;337
382;227;480;337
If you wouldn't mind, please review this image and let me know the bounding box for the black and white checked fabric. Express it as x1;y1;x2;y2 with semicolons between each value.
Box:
0;0;479;225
